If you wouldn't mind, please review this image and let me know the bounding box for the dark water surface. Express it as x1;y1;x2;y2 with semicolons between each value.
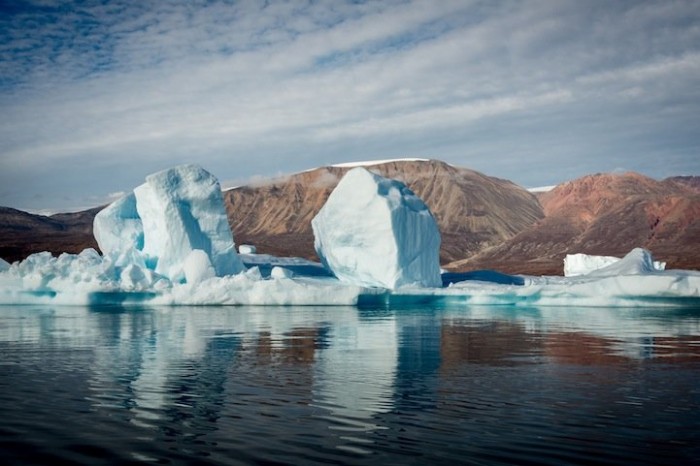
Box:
1;305;699;465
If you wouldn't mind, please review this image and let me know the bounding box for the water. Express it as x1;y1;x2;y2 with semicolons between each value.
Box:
1;304;699;465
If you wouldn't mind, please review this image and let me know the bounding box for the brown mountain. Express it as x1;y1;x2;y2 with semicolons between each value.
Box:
446;172;700;274
666;176;700;193
1;163;697;276
0;206;101;263
224;159;544;264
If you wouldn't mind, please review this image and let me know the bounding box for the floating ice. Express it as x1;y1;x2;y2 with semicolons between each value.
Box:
134;165;245;281
239;245;256;254
93;192;143;259
0;248;368;306
565;250;666;277
1;162;698;308
270;266;293;279
119;263;160;291
585;248;666;277
0;247;698;307
93;165;245;283
312;167;441;289
182;249;216;285
240;253;334;279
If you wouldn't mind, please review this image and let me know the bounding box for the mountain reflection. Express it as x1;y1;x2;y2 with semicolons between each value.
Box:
1;304;699;450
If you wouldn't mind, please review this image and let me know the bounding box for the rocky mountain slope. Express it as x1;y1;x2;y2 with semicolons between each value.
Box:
0;206;101;262
224;159;544;264
1;163;697;276
667;176;700;193
447;173;700;274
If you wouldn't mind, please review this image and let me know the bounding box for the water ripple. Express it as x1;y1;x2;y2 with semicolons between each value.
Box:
1;304;700;465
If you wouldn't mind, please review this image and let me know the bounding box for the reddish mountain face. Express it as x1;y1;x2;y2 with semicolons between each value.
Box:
447;172;700;274
1;164;697;276
224;159;544;264
666;176;700;193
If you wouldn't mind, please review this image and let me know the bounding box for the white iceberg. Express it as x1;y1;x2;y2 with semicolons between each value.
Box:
134;165;245;281
1;162;698;308
93;164;245;283
565;250;666;277
270;266;293;279
311;167;441;289
182;249;216;285
239;244;256;254
0;245;697;309
93;192;143;260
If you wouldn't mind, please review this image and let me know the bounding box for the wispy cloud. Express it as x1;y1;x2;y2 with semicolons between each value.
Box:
1;0;699;211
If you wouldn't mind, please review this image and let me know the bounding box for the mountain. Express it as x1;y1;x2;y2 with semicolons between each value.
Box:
0;206;101;263
446;172;700;274
666;176;700;193
223;159;544;264
1;162;698;276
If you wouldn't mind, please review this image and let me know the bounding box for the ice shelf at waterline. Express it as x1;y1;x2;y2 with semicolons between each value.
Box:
564;251;666;277
1;165;699;307
0;248;698;307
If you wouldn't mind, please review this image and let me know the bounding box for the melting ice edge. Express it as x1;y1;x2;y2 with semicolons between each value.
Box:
1;165;698;308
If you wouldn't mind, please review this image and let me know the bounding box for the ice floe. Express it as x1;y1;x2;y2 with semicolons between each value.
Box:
0;167;698;308
565;250;665;277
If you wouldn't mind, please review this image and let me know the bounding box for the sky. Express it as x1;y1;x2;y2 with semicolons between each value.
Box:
1;0;699;213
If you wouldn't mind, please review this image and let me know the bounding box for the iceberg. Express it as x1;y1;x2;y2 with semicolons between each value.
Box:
239;244;256;254
93;192;143;260
182;249;216;285
134;165;245;281
585;248;666;277
0;163;698;308
0;245;698;308
565;250;666;277
93;164;245;283
312;167;441;289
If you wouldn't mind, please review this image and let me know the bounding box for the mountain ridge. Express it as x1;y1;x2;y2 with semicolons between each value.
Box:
224;159;544;264
447;172;700;274
0;206;101;263
0;161;698;275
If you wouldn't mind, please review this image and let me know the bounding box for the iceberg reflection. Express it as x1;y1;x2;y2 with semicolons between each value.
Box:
0;304;699;446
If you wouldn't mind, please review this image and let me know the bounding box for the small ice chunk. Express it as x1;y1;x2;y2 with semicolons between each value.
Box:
270;266;293;279
564;253;620;277
244;266;263;281
312;167;441;289
588;248;665;277
565;250;666;277
0;257;10;272
239;244;256;254
119;264;155;290
182;249;216;284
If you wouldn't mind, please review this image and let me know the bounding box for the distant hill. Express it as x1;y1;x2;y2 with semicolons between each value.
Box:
666;175;700;193
224;159;544;264
1;163;698;275
0;206;101;263
446;172;700;274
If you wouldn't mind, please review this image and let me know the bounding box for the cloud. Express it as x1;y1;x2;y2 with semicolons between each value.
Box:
310;170;339;189
0;0;699;211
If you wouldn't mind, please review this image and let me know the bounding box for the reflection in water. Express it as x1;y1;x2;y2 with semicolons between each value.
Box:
0;305;699;464
313;311;397;453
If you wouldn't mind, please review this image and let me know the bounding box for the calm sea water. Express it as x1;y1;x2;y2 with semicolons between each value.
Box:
1;304;699;465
